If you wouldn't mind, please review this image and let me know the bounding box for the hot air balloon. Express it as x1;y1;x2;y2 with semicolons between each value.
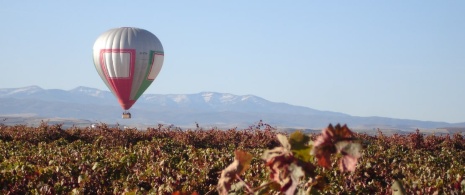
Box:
93;27;164;118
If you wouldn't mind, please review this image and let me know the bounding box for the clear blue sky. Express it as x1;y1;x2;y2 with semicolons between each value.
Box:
1;1;464;123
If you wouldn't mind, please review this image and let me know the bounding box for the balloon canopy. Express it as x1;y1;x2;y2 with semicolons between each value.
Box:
93;27;164;110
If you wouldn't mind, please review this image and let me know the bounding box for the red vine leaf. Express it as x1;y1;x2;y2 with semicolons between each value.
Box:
262;134;309;194
217;150;253;195
332;123;354;140
336;141;362;172
312;124;361;172
312;125;337;168
234;150;253;175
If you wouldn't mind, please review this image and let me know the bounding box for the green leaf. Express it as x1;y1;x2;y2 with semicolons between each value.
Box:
293;147;313;163
289;131;311;150
289;131;313;162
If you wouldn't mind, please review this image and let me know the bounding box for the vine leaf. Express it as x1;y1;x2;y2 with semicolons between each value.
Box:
336;141;361;172
277;134;291;150
217;150;253;195
172;192;199;195
234;150;253;175
286;163;305;195
262;133;311;195
312;124;361;172
391;180;406;195
312;125;337;168
289;131;313;162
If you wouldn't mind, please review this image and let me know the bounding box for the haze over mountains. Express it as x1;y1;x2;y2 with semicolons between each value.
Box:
1;86;464;132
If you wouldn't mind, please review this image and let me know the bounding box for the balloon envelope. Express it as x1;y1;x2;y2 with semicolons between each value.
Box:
93;27;164;110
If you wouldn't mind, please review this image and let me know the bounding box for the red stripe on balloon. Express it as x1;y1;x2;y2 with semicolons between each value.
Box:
100;49;136;110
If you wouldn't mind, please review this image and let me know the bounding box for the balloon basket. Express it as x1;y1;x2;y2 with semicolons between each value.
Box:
122;112;131;119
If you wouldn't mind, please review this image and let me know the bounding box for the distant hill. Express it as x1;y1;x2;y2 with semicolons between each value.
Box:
1;86;464;132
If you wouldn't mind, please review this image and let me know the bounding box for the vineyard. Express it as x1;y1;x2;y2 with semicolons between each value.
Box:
1;122;465;194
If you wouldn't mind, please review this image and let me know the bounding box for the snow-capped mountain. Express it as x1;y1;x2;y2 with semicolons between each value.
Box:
1;86;464;130
69;86;110;98
0;85;44;96
134;91;345;116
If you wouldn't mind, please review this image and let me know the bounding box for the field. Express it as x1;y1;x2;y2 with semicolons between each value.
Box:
1;122;464;194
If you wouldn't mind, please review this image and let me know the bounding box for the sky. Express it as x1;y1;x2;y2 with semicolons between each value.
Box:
1;1;464;123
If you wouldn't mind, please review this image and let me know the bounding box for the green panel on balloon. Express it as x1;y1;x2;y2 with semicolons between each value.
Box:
134;50;164;100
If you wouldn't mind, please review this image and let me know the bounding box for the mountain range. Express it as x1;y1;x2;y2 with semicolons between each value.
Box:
1;86;464;132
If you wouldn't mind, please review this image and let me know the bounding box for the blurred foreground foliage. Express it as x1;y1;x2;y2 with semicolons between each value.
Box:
0;122;464;194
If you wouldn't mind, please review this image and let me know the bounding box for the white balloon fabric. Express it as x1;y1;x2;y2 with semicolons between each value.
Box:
93;27;164;110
